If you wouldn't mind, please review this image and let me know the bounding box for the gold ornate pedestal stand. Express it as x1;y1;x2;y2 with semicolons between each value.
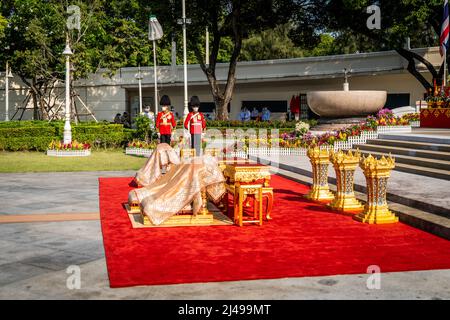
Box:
328;149;364;213
353;154;399;224
304;147;335;202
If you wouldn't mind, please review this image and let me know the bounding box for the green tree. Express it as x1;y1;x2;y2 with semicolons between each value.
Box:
240;23;304;61
0;0;173;120
152;0;312;120
323;0;445;91
0;13;6;40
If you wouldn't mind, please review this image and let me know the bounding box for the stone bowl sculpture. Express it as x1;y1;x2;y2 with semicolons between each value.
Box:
307;91;387;118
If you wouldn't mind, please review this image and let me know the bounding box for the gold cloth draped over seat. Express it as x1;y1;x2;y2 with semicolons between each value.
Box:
128;155;226;226
134;143;181;187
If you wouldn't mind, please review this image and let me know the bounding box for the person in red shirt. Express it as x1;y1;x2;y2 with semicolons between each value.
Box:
184;96;206;156
156;95;176;145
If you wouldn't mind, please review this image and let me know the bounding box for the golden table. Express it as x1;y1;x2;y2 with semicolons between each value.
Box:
220;158;274;224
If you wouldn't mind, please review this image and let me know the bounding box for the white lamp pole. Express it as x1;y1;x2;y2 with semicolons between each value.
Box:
63;38;73;144
178;0;191;118
136;65;143;114
4;62;13;121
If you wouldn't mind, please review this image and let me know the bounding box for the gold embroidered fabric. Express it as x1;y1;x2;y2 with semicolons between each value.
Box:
128;155;226;226
134;143;181;187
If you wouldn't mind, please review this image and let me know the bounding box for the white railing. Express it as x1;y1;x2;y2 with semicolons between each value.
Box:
47;149;91;157
125;147;153;157
124;126;415;159
410;121;420;128
376;125;412;133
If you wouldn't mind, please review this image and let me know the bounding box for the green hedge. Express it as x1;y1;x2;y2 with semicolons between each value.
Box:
0;120;130;151
0;136;57;152
0;126;56;138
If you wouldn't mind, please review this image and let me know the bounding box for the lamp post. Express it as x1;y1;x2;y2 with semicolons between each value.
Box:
178;0;191;119
135;65;144;114
4;62;13;121
62;38;73;144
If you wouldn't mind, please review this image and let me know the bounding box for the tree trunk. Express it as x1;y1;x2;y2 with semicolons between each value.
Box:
394;48;450;91
31;84;40;120
192;6;242;121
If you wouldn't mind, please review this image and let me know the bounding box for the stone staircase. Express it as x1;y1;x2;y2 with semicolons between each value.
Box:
354;134;450;181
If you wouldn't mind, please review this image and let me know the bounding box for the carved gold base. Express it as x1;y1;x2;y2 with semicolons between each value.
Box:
125;203;141;214
304;187;335;202
328;195;364;213
353;205;399;224
142;212;214;226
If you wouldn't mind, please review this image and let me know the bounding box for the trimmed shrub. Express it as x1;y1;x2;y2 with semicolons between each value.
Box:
0;136;57;152
0;126;56;138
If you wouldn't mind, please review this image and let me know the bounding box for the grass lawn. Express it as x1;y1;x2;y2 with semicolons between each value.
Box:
0;150;148;173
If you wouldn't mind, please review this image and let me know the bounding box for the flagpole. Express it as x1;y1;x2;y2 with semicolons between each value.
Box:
443;46;447;90
153;40;158;114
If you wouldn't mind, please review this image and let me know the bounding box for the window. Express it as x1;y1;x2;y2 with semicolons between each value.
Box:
385;94;410;109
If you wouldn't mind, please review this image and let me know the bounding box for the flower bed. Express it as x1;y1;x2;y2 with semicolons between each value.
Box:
125;140;157;157
47;140;91;157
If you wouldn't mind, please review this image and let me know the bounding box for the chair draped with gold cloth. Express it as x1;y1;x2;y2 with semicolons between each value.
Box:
128;155;226;226
133;143;181;187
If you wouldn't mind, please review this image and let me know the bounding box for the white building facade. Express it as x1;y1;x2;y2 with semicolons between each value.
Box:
0;47;442;122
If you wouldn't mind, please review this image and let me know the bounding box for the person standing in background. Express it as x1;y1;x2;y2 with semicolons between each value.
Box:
244;107;251;122
141;106;155;129
113;113;122;124
156;95;176;145
184;96;206;156
262;107;271;121
121;112;131;128
251;107;259;121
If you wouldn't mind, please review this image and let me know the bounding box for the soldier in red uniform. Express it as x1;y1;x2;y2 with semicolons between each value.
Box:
184;96;206;156
156;95;176;145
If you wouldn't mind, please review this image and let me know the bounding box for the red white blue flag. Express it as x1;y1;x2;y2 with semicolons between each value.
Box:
440;0;450;56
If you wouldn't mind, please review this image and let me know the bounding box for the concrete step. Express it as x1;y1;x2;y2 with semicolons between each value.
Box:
378;134;450;145
354;143;450;161
357;150;450;171
366;139;450;153
251;155;450;218
270;165;450;241
389;162;450;181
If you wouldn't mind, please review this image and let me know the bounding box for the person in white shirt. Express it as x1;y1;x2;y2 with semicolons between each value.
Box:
141;106;155;129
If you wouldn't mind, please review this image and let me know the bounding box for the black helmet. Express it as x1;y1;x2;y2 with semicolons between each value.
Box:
159;95;171;106
189;95;201;107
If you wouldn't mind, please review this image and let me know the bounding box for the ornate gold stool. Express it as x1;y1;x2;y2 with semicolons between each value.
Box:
204;148;221;158
328;149;363;213
234;183;263;227
180;148;196;159
353;154;398;224
305;147;334;202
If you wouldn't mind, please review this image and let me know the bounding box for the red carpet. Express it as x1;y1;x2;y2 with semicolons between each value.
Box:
99;175;450;288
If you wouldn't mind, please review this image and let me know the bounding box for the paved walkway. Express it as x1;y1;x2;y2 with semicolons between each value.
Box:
1;220;449;299
0;171;134;215
0;169;449;299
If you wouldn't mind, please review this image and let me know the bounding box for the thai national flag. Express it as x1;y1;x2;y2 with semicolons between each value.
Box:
440;0;450;56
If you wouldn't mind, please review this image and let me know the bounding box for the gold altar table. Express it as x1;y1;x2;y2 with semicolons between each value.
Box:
220;159;274;225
